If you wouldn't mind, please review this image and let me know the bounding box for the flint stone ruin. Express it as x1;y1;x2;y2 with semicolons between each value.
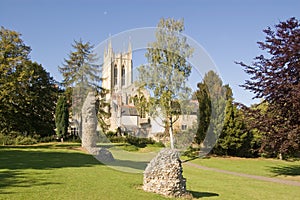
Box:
143;148;188;197
81;92;114;162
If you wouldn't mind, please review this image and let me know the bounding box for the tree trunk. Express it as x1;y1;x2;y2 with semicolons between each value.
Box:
169;116;174;149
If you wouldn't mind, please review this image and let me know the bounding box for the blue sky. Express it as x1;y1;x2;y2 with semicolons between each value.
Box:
1;0;299;106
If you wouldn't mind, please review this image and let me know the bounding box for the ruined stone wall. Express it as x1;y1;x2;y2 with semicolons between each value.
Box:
143;148;188;197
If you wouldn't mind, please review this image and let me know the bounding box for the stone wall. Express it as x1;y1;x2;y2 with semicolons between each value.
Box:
143;148;188;197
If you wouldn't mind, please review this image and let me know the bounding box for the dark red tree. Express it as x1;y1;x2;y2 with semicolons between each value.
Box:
237;17;300;158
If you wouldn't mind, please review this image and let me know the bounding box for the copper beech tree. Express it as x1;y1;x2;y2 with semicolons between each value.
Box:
237;17;300;158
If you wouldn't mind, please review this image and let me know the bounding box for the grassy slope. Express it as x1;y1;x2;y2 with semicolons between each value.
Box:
0;143;299;200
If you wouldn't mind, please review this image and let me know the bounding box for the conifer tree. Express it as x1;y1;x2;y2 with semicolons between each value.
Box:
59;39;110;134
55;95;69;141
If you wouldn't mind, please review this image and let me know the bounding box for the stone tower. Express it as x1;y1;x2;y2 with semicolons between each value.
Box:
102;40;133;130
102;39;132;99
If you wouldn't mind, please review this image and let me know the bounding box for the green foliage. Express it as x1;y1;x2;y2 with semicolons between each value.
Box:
58;39;100;88
0;133;37;145
121;144;139;152
15;135;37;145
107;136;127;143
137;18;194;149
182;146;200;158
194;82;211;144
59;39;110;135
105;132;164;149
0;27;58;137
214;86;252;157
130;85;149;118
0;133;14;145
106;131;117;138
55;95;69;139
194;71;226;149
125;135;155;148
194;71;256;157
150;141;165;148
95;88;111;133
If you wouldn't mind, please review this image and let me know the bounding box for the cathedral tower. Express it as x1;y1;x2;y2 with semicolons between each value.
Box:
102;39;133;130
102;39;132;100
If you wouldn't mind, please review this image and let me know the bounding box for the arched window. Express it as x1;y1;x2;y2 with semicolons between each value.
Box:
121;65;125;86
113;64;118;86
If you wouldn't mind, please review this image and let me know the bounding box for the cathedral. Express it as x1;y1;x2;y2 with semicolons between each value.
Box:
101;40;151;136
101;40;198;138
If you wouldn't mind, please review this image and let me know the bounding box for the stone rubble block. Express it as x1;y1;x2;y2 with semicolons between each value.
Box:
143;148;188;197
87;147;115;163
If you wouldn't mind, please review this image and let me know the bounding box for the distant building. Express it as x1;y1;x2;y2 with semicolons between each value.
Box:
101;40;197;137
101;40;151;137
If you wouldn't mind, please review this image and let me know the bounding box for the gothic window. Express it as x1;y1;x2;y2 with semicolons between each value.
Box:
71;127;78;136
113;64;118;86
121;65;125;86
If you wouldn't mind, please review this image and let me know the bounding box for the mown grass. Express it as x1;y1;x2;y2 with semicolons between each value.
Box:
0;143;167;200
184;166;300;200
0;143;299;200
188;156;300;181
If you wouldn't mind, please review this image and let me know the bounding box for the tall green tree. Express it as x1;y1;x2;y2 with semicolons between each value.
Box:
214;85;251;157
0;27;58;136
59;39;100;88
237;17;300;158
195;71;226;150
194;82;211;145
59;39;110;134
137;18;193;149
55;95;69;141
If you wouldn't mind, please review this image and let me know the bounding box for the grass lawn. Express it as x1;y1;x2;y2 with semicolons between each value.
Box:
0;143;299;200
187;156;300;182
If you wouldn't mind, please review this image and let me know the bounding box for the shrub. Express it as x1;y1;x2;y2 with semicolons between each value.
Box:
150;141;165;148
0;133;38;145
125;135;155;148
121;144;139;152
0;133;14;145
109;136;126;143
182;146;200;158
15;136;37;145
39;135;57;143
106;131;117;138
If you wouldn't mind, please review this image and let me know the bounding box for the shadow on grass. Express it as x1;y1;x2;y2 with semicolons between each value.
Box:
269;165;300;176
0;147;100;192
0;149;101;170
0;170;62;193
107;159;148;171
189;190;219;198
